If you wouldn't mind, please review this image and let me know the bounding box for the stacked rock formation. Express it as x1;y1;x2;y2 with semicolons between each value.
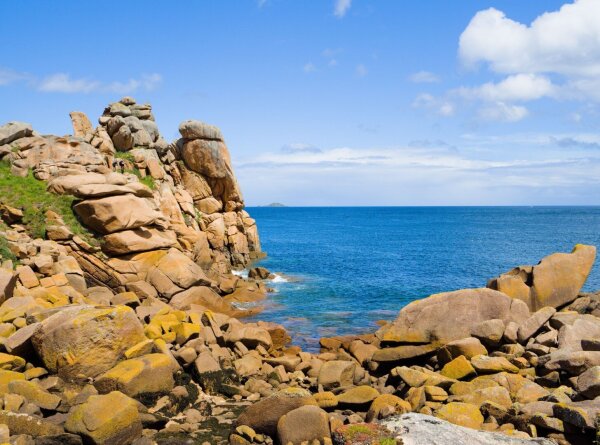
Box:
0;101;599;445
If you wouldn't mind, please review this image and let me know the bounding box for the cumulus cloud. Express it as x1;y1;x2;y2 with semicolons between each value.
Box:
409;71;440;83
459;1;600;77
38;73;162;94
456;74;555;102
334;0;351;18
447;1;600;122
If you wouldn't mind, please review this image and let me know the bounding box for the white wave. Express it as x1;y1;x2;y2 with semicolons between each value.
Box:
232;269;248;278
270;273;288;283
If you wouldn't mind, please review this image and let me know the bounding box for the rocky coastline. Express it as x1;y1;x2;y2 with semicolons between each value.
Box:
0;97;598;445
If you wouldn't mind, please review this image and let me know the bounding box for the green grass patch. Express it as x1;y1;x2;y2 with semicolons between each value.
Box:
114;151;157;190
0;161;96;244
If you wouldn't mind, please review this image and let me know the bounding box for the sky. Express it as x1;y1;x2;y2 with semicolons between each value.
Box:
1;0;600;206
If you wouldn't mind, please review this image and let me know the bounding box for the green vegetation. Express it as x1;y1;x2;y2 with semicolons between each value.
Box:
0;221;17;262
113;151;157;190
0;161;96;243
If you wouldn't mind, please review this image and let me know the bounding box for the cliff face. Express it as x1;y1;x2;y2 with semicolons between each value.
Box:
1;96;264;314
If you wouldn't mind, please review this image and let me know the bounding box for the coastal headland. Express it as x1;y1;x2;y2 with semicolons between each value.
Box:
0;98;598;445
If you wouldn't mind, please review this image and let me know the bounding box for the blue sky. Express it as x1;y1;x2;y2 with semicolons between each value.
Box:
2;0;599;205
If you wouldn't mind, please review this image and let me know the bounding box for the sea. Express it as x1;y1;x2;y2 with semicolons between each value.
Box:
243;207;600;351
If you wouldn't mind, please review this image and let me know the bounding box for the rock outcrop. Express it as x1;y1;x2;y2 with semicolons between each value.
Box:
488;244;596;311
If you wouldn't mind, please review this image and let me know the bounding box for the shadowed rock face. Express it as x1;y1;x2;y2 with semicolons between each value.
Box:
488;244;596;311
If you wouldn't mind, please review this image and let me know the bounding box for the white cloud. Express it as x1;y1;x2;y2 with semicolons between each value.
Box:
334;0;351;18
0;67;29;86
303;63;316;73
409;71;440;83
38;73;162;94
456;74;555;102
478;102;529;122
38;74;101;93
356;64;368;77
236;143;600;205
413;93;455;117
459;1;600;77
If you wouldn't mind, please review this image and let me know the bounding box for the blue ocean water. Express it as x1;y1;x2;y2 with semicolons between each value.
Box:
245;207;600;351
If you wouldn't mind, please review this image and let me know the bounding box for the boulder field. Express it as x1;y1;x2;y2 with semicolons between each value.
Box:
0;99;598;445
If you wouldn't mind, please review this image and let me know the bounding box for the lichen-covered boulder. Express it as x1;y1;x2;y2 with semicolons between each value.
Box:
94;354;174;397
65;391;142;445
488;244;596;311
31;305;146;380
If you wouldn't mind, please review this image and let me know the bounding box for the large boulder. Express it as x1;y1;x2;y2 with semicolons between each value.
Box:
0;121;33;146
31;305;146;380
94;354;174;397
73;195;167;234
376;288;529;345
179;120;224;141
235;388;317;437
102;228;177;255
277;405;330;445
65;391;142;445
488;244;596;311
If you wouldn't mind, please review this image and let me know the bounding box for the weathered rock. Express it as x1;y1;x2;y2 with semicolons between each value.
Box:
541;351;600;375
372;343;437;363
438;337;488;365
94;354;174;397
179;120;224;141
435;402;484;429
576;365;600;399
471;355;519;374
557;315;600;351
440;355;476;380
8;379;61;410
381;413;554;444
488;244;596;311
31;305;146;380
366;394;411;422
517;307;556;344
336;385;380;406
235;388;317;437
0;268;17;304
102;228;177;255
277;405;330;445
65;391;142;445
69;112;93;138
317;360;356;390
0;121;33;146
377;288;529;345
0;410;63;437
73;195;166;234
471;319;505;347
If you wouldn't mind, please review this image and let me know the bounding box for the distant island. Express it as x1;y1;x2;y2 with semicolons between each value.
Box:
264;202;286;207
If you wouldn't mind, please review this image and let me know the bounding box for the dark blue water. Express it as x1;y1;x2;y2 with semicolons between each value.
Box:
245;207;600;351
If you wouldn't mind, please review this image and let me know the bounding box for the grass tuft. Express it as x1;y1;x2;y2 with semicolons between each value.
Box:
0;161;96;244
